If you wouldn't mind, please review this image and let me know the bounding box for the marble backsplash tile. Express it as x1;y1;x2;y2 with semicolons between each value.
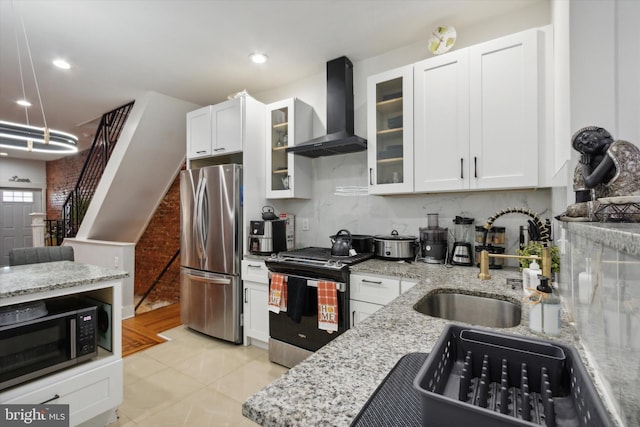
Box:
271;152;553;266
560;223;640;426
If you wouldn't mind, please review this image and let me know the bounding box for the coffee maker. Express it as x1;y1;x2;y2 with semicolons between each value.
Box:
419;213;448;264
249;220;287;255
451;216;474;266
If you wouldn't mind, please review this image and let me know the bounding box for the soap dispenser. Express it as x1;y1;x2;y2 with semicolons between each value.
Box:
529;276;561;336
522;260;541;295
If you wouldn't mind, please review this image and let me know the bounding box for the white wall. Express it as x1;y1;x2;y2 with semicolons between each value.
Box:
62;238;136;319
252;3;552;263
552;0;640;220
0;157;46;208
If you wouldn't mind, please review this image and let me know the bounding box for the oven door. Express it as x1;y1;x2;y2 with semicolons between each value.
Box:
268;276;348;353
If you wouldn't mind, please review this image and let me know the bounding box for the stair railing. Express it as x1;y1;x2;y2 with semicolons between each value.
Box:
61;101;134;239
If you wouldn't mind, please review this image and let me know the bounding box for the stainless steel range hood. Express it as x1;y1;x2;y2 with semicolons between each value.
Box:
286;56;367;158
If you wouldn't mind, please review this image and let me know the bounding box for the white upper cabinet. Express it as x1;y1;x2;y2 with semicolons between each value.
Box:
468;29;541;189
414;50;470;192
186;105;213;159
367;64;414;195
412;28;544;193
187;95;261;160
211;97;243;155
265;98;313;199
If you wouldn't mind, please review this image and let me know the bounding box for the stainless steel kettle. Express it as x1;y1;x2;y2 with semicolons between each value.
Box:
261;205;278;221
330;229;352;256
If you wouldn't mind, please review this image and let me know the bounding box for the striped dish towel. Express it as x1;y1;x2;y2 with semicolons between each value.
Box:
268;273;287;313
318;281;338;332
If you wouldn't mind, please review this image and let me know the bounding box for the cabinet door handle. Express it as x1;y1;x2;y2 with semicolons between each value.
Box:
362;279;383;285
244;288;248;303
369;168;374;186
474;157;478;178
248;264;262;268
196;150;207;154
40;394;60;404
213;147;225;152
460;158;464;179
352;310;356;326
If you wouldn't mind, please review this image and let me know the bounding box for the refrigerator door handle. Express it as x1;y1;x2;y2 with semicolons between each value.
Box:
194;176;208;260
184;272;232;285
200;176;209;250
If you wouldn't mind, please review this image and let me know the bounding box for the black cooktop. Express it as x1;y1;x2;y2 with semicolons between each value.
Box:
276;247;374;265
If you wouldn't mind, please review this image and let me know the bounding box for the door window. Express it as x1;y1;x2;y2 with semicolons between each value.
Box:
2;191;34;203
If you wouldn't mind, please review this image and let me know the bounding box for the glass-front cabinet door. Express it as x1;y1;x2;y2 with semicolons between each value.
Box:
367;64;414;195
265;98;313;199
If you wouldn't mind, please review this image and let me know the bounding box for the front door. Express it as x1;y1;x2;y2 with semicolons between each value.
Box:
0;188;42;266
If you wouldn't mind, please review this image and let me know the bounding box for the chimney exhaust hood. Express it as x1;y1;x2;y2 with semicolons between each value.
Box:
286;56;367;158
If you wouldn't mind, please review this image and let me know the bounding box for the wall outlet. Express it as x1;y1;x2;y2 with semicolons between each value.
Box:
302;218;310;231
114;256;119;268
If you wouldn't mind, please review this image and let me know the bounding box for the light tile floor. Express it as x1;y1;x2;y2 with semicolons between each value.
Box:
108;326;287;427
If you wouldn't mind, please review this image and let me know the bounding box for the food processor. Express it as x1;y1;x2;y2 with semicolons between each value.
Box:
451;216;474;266
419;213;448;264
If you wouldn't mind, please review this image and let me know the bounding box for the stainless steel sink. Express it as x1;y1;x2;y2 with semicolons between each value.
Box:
413;291;521;328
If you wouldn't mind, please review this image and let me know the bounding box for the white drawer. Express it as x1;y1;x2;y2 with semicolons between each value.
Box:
3;359;122;426
401;279;418;294
350;273;400;305
242;259;268;283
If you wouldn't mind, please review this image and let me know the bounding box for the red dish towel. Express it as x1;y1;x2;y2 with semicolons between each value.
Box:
268;273;287;313
318;281;338;332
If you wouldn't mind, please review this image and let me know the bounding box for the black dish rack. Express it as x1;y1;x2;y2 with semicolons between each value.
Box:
414;325;614;427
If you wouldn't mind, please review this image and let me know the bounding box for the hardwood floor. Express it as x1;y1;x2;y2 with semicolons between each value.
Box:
122;303;182;357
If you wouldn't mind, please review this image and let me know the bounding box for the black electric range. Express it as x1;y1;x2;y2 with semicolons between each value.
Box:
265;247;374;368
264;246;374;282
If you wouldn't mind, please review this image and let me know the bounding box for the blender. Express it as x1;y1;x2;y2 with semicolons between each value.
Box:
451;216;474;266
419;213;448;264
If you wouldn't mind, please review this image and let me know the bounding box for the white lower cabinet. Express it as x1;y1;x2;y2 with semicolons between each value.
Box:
350;273;417;327
350;300;384;325
401;279;418;294
3;359;122;426
0;279;123;427
242;259;269;348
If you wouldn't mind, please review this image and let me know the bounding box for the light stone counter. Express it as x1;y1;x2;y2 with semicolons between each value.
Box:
0;260;128;301
563;221;640;256
241;261;605;427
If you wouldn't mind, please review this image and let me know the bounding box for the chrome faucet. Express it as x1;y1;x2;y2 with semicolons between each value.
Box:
477;207;551;280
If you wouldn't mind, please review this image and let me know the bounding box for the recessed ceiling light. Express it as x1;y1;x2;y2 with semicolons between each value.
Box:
249;53;268;64
16;99;31;107
53;59;71;69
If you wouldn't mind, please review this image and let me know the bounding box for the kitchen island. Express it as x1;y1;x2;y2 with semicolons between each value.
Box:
1;260;128;300
242;261;618;426
0;261;127;427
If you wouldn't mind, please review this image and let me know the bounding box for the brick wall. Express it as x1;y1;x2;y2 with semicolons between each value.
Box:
134;170;182;304
46;152;183;306
46;150;89;219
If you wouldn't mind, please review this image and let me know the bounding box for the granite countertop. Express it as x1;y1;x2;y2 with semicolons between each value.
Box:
0;260;128;300
563;221;640;256
242;260;597;427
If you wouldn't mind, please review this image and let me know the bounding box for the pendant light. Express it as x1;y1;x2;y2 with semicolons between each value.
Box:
0;1;78;155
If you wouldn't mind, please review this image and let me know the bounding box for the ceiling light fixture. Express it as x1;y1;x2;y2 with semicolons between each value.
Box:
2;1;78;155
249;53;268;64
53;59;71;69
0;121;78;154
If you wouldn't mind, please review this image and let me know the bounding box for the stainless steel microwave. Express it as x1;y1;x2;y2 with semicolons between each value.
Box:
0;297;98;391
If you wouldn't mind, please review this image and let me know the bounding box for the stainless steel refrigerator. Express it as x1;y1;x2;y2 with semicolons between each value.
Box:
180;164;242;343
